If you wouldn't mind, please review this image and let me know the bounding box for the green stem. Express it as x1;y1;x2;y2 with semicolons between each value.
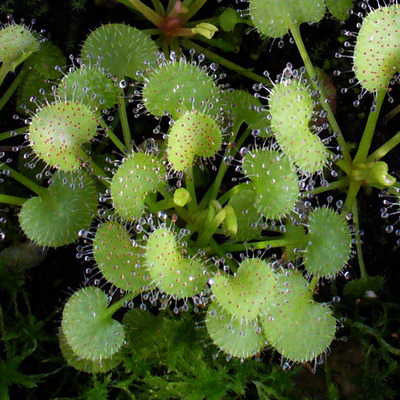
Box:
197;207;226;247
209;199;222;212
353;89;386;163
367;129;400;162
182;0;207;23
289;23;351;165
344;179;361;212
217;182;250;206
0;63;29;112
206;124;242;205
158;186;173;203
2;165;45;196
118;89;133;150
191;34;239;53
0;194;27;206
98;117;126;154
335;157;352;175
220;237;304;253
153;197;176;211
312;176;349;195
162;36;170;59
167;0;175;11
325;147;351;175
125;0;163;26
105;295;130;318
352;202;369;280
151;0;165;15
0;62;12;88
383;103;400;124
141;28;162;35
170;36;181;54
199;124;250;210
0;127;27;142
185;167;197;214
181;39;271;85
81;156;110;188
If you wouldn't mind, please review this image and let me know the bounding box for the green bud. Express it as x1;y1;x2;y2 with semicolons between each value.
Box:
352;161;396;189
173;187;191;207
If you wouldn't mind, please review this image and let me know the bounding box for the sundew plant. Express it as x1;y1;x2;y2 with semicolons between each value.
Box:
1;0;400;398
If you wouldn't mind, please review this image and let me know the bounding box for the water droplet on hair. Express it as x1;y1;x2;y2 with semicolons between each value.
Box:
78;229;88;238
386;225;394;233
